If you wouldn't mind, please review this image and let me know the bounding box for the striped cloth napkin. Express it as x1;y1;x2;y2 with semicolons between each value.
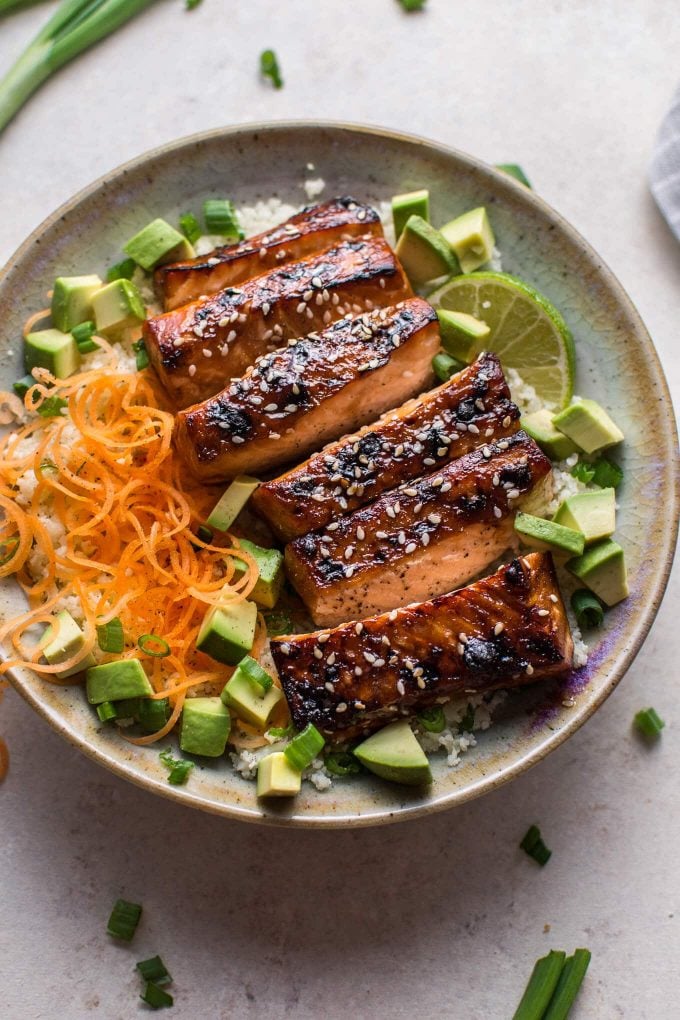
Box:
650;82;680;240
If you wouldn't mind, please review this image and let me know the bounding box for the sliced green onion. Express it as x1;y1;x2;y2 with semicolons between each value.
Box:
0;536;20;566
267;723;294;740
159;747;195;785
458;702;475;733
284;723;325;771
512;950;566;1020
185;0;202;10
132;338;150;371
179;212;202;244
263;610;292;636
543;948;591;1020
96;700;118;723
136;955;172;985
432;351;464;383
35;395;67;418
71;320;98;353
196;524;213;543
138;697;170;735
239;655;274;692
0;1;42;18
115;697;141;719
324;751;361;777
13;374;37;399
39;458;58;474
570;589;604;630
140;982;174;1009
417;706;446;732
138;634;170;658
634;707;665;740
495;164;532;188
97;616;125;653
570;461;595;484
591;456;623;489
107;898;142;942
520;824;552;866
398;0;426;10
107;256;137;283
203;199;243;240
260;49;283;89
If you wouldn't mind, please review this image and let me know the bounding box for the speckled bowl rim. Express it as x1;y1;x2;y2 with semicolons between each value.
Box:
3;120;679;827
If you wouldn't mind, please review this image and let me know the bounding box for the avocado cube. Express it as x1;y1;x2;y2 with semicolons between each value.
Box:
232;538;284;609
567;539;629;606
440;207;496;273
514;511;585;557
437;308;490;363
86;659;153;704
257;751;302;798
221;665;284;729
124;218;195;271
552;399;624;454
395;215;459;287
521;408;578;461
138;697;170;733
42;610;95;679
553;489;616;545
354;720;432;786
92;279;146;339
25;328;81;379
196;599;257;665
206;476;260;532
180;697;231;757
391;189;430;239
51;275;102;332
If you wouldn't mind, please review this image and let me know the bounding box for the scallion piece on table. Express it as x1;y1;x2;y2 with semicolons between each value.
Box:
140;982;174;1009
0;1;45;19
203;199;243;240
634;707;665;740
179;212;202;245
0;0;156;137
543;948;591;1020
185;0;202;9
136;955;172;985
71;320;98;353
132;338;150;371
591;456;623;489
570;589;604;630
570;460;595;484
432;351;464;383
512;950;566;1020
417;706;446;733
107;256;137;283
324;751;362;777
260;49;283;89
138;634;171;658
97;616;125;653
159;747;194;785
239;655;274;693
495;164;533;188
398;0;426;11
107;898;142;942
96;700;118;723
520;824;552;866
284;723;325;771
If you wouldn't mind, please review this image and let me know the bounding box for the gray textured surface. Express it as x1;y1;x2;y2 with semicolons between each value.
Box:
0;1;678;1017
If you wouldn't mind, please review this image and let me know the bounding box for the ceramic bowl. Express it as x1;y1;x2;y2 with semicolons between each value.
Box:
1;122;678;827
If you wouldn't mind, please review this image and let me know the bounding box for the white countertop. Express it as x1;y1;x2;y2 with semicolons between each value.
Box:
1;2;678;1017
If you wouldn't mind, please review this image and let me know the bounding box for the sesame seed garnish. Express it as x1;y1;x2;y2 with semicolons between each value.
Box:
327;652;336;665
202;348;213;358
284;404;298;413
345;564;355;578
336;702;348;713
507;488;520;500
395;444;404;457
386;505;396;519
355;622;364;635
440;481;452;493
492;474;500;486
231;436;245;445
428;513;442;525
405;542;417;554
381;635;391;646
537;609;550;617
280;643;290;655
502;415;512;428
404;487;418;497
325;682;335;692
458;632;468;643
259;246;267;257
494;622;505;635
188;364;196;377
437;447;448;457
417;677;426;690
549;593;559;603
264;403;278;412
313;647;323;659
218;316;230;328
432;476;444;488
357;209;367;221
493;506;503;518
262;302;271;316
398;531;406;545
482;446;492;458
344;546;354;560
468;423;480;435
421;533;430;547
355;667;363;677
303;289;313;302
526;664;534;676
388;609;398;622
457;643;465;655
356;526;365;541
318;633;330;643
363;651;376;664
397;679;406;695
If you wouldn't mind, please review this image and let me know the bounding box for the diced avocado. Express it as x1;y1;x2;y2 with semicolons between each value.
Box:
567;539;629;606
24;328;81;379
354;720;433;786
437;308;489;363
440;207;495;273
395;215;459;286
552;399;624;454
392;189;430;239
51;275;102;332
257;751;302;798
553;489;616;545
180;696;231;757
91;279;146;339
42;609;95;679
521;408;578;461
514;511;585;557
124;218;195;271
221;663;284;729
232;538;284;609
86;658;153;704
196;599;257;665
206;476;260;532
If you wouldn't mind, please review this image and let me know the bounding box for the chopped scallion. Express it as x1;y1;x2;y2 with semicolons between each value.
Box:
185;0;202;10
96;701;118;723
12;374;36;399
398;0;426;10
417;706;446;733
570;589;604;630
543;948;591;1020
634;707;665;740
324;751;361;777
179;212;201;244
35;395;67;418
196;524;213;544
132;338;150;371
512;950;566;1020
239;655;274;692
263;610;292;636
71;320;98;353
432;351;464;383
140;982;173;1009
591;456;623;489
0;536;19;566
97;616;125;653
203;198;243;240
570;461;595;485
107;898;142;942
159;747;194;785
138;634;171;658
260;49;283;89
284;723;325;771
267;723;294;740
520;824;552;866
458;702;475;733
495;164;532;189
107;257;137;283
136;955;172;985
138;697;170;735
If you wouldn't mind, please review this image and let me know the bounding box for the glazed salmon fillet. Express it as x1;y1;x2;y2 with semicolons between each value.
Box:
284;431;552;627
253;353;520;542
271;552;573;741
175;299;439;482
155;197;383;310
143;238;412;407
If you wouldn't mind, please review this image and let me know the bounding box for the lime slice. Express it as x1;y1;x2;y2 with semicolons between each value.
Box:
428;272;575;409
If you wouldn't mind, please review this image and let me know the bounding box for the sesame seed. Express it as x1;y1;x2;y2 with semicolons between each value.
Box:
296;301;307;314
397;680;406;695
318;633;330;643
202;348;213;358
344;546;354;559
259;246;267;257
218;316;230;328
537;608;550;617
428;513;442;525
405;542;417;554
468;423;480;435
232;436;245;444
313;647;323;659
355;701;366;710
284;404;298;413
356;526;365;541
421;533;430;546
417;677;426;690
386;505;396;519
493;506;503;518
440;482;452;493
381;635;391;646
549;593;559;603
357;209;367;221
336;702;348;713
389;609;398;622
363;651;376;664
398;531;406;545
492;474;500;486
262;302;271;316
414;502;423;513
457;643;465;655
395;444;404;457
327;652;336;665
404;487;418;497
507;489;520;500
526;664;534;676
264;403;278;412
458;632;468;643
280;643;290;655
325;682;335;692
188;364;196;377
355;667;363;677
502;415;512;428
432;476;444;488
482;446;492;458
327;522;339;531
303;289;313;302
355;622;364;635
494;622;505;635
437;447;448;457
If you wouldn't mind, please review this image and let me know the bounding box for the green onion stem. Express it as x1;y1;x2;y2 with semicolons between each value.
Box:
0;1;46;19
543;949;591;1020
512;950;566;1020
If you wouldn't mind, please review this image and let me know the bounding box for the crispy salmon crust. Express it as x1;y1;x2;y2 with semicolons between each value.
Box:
155;197;383;311
284;431;552;627
143;238;413;407
271;552;573;741
253;353;521;542
175;299;439;482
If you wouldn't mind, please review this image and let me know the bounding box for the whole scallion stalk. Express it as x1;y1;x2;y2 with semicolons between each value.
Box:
0;0;157;135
